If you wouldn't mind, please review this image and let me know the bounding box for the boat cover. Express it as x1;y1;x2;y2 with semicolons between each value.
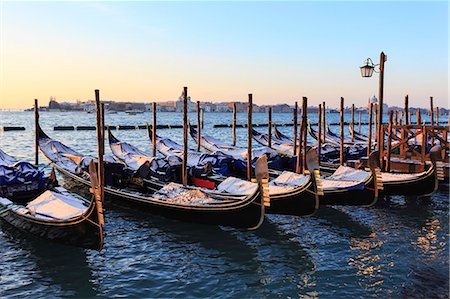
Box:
321;165;371;190
0;187;88;220
0;148;45;190
381;171;425;182
217;171;310;195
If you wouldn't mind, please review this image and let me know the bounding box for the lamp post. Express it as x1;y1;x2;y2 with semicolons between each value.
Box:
360;52;387;156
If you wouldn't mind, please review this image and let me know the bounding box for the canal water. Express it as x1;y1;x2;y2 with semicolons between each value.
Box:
0;111;448;298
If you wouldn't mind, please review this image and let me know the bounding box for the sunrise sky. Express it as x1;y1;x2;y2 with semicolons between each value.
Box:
0;1;447;109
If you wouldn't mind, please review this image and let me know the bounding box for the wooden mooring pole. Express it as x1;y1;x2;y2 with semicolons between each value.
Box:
340;97;344;165
232;103;237;146
247;94;253;181
351;104;355;141
367;103;373;156
182;87;188;187
404;95;409;125
95;90;105;200
436;107;440;124
268;107;272;148
152;102;157;156
293;102;298;155
416;109;422;125
386;110;394;172
319;101;327;143
34;99;39;166
197;101;201;152
430;96;434;126
301;97;308;173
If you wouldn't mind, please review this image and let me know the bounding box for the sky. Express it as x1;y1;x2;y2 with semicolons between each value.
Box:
0;1;448;109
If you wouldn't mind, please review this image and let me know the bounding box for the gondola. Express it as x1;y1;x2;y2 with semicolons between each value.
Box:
348;125;369;142
307;150;382;207
0;148;104;250
374;146;441;196
112;130;320;217
37;124;266;229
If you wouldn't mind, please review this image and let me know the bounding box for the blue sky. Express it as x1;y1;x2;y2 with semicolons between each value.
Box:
1;1;448;108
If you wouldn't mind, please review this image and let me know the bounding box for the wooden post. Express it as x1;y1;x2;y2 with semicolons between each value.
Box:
393;110;398;126
95;90;105;201
301;97;308;173
197;101;201;152
152;102;157;156
318;104;322;166
340;97;344;165
404;95;409;125
436;107;440;124
268;107;272;148
386;110;394;172
421;124;427;163
351;104;355;141
430;96;434;126
232;103;237;146
416;109;421;125
322;101;326;143
377;51;387;154
399;111;403;126
34;99;39;166
358;110;362;133
293;102;298;154
367;103;373;156
182;87;188;187
247;94;253;181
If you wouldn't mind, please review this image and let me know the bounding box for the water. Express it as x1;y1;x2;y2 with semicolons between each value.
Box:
0;111;448;298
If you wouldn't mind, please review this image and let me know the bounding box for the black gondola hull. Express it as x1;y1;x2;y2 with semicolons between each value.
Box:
381;167;437;196
266;181;318;216
319;176;378;207
55;165;264;229
0;199;102;250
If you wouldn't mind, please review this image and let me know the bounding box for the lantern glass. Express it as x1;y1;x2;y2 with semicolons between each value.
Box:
360;64;374;77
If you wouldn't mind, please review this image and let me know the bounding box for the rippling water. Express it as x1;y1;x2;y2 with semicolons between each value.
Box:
0;111;448;298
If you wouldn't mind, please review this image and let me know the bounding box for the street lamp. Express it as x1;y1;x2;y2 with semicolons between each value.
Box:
360;58;375;78
360;52;387;161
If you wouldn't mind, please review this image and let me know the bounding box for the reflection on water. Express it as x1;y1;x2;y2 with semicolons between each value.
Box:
0;111;448;298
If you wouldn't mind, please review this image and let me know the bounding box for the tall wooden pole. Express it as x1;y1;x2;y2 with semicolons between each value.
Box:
416;109;421;125
268;107;272;148
232;103;237;146
95;90;105;201
197;101;201;152
386;110;394;172
436;107;440;124
393;110;398;126
318;104;322;166
404;95;409;125
301;97;308;173
293;102;298;154
351;104;355;141
374;104;378;142
430;96;434;126
182;87;188;187
377;51;387;154
358;110;362;133
34;99;39;166
367;103;373;156
247;94;253;181
340;97;345;165
322;101;326;143
152;102;157;156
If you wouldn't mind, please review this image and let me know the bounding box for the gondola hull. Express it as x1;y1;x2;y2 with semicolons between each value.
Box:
0;195;102;250
266;180;318;216
381;166;438;196
54;163;264;229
